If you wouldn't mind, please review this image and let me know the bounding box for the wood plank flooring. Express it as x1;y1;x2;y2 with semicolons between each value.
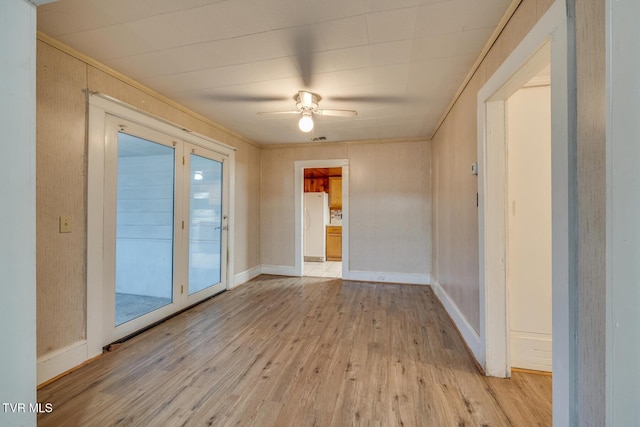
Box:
38;275;551;426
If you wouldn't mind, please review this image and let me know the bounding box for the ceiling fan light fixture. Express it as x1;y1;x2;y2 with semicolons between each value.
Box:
299;90;313;106
298;112;314;132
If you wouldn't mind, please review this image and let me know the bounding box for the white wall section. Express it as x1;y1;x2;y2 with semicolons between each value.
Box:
507;85;552;372
0;1;37;425
606;0;640;424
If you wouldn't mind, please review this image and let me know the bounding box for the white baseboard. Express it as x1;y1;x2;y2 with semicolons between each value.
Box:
260;265;299;277
257;266;431;286
431;278;484;368
232;266;262;288
510;331;552;372
37;340;88;386
343;270;431;285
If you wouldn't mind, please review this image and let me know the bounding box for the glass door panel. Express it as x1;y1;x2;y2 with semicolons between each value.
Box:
115;132;175;325
188;153;223;295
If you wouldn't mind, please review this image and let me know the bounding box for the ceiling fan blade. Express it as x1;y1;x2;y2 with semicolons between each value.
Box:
257;111;301;116
315;109;357;118
327;95;408;103
204;94;289;102
293;28;314;87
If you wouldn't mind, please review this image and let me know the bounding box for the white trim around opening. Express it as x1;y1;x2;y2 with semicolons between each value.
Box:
294;159;349;279
476;1;572;426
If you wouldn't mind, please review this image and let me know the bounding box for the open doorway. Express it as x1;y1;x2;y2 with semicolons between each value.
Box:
303;167;342;278
476;6;570;425
479;40;554;376
506;65;552;373
477;2;570;424
294;159;349;279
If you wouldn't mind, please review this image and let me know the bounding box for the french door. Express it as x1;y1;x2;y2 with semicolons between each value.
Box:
103;117;228;343
183;144;228;303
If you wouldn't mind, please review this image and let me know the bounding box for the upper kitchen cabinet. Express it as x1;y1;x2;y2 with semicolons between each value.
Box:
329;177;342;209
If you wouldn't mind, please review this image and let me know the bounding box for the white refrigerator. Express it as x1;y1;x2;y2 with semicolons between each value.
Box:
304;192;329;261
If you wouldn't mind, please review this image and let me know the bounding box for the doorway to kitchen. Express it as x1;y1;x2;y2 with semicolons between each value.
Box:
294;159;349;279
303;167;342;278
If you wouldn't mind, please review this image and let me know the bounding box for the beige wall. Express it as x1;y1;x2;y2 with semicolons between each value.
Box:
36;42;87;357
261;141;431;275
36;39;261;358
431;0;554;334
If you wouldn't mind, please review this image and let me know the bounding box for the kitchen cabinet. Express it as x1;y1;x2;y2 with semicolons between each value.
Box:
326;225;342;261
304;177;327;193
329;177;342;209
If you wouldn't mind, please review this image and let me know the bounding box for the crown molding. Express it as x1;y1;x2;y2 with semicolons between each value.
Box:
262;136;429;150
430;0;523;140
36;31;262;149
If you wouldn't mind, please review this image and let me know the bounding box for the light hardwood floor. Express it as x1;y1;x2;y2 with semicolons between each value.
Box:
38;275;551;426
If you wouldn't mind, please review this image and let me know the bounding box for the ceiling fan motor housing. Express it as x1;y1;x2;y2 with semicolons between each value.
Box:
296;90;320;111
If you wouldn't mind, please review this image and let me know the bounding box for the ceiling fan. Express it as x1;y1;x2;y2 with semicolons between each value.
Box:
257;90;357;133
202;29;408;136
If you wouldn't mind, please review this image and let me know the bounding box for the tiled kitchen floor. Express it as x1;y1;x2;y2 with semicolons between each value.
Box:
304;261;342;278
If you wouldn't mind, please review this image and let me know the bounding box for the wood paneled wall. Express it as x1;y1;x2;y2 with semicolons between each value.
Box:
303;168;342;193
304;178;327;193
36;39;261;359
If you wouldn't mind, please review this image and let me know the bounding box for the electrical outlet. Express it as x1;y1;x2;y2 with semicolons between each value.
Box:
59;216;72;233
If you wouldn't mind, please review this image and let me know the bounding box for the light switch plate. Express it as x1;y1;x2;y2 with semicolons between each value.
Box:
59;216;72;233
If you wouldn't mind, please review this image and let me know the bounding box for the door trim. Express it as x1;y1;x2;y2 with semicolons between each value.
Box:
476;1;574;425
182;143;229;305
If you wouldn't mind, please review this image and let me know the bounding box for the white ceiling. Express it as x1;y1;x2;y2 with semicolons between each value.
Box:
37;0;513;145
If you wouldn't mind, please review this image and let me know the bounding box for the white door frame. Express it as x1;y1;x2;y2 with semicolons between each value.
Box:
294;159;349;277
480;42;552;375
477;1;572;425
182;143;229;306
